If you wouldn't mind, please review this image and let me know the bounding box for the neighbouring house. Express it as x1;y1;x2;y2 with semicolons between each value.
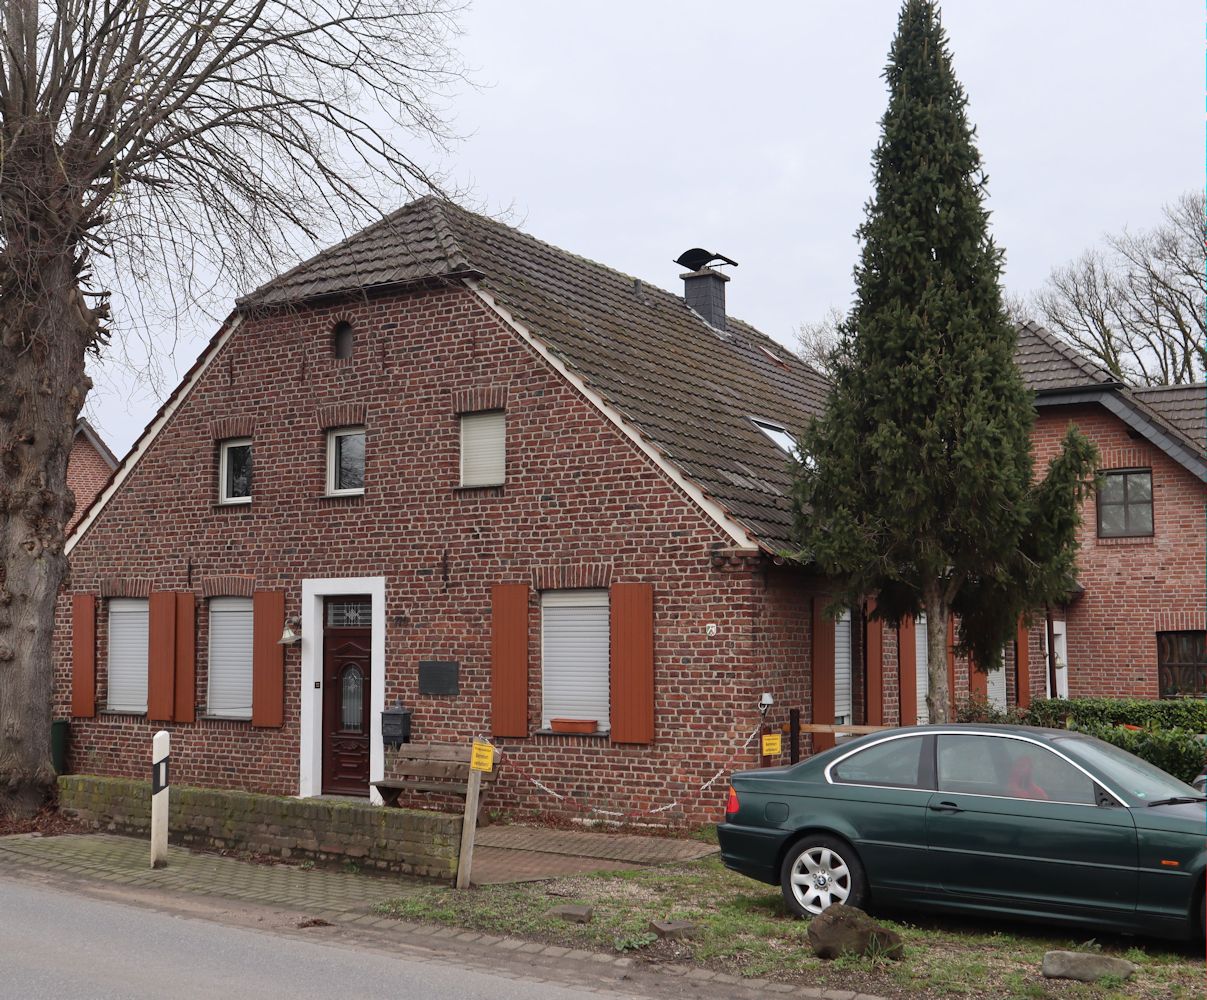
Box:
55;198;1205;826
67;419;119;534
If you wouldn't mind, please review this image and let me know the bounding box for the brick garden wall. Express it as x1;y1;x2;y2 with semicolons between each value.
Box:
58;774;460;878
56;283;785;826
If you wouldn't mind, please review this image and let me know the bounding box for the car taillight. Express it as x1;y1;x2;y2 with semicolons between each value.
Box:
725;785;740;817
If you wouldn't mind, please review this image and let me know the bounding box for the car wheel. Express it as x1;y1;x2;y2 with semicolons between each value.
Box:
780;834;868;918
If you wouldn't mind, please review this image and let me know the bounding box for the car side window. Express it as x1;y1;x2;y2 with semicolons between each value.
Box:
937;735;1096;805
831;735;925;788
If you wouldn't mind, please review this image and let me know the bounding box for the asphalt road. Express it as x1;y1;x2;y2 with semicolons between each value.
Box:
0;876;639;1000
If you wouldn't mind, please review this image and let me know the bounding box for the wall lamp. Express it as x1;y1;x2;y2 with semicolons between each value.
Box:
278;615;302;646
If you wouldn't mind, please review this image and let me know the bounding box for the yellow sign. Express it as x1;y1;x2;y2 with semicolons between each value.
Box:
761;733;782;757
470;740;494;772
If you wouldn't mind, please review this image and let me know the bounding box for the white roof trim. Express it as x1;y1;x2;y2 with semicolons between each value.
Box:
66;315;245;554
464;278;759;552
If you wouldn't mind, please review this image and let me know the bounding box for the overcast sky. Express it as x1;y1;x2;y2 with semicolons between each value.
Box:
86;0;1201;456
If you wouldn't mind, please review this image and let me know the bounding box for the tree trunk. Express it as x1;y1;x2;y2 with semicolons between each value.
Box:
0;242;93;817
923;583;951;724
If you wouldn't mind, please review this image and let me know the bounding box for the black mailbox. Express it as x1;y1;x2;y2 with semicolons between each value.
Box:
381;703;412;748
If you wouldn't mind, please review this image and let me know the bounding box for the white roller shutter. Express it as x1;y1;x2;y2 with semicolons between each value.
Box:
915;613;930;725
987;650;1007;711
541;590;610;731
834;611;852;724
460;411;506;486
107;598;148;713
207;597;253;718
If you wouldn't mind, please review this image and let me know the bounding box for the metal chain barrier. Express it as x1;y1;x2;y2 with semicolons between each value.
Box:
472;726;762;822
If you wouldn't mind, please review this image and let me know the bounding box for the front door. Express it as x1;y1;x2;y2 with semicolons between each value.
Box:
322;598;372;795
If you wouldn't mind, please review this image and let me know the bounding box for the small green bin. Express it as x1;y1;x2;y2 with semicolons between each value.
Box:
51;719;69;775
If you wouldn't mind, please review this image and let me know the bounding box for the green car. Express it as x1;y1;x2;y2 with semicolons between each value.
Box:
717;725;1206;940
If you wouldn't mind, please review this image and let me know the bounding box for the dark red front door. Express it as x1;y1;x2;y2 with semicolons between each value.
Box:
322;600;371;796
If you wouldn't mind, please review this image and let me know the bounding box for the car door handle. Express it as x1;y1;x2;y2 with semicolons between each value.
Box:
929;801;963;813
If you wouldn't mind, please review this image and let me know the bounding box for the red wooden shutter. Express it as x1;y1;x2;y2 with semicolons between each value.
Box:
71;594;97;718
490;584;529;737
946;617;957;714
1015;619;1031;708
898;616;917;727
174;593;196;724
811;597;836;752
147;592;177;721
609;583;654;744
968;648;988;701
252;590;285;728
864;600;883;727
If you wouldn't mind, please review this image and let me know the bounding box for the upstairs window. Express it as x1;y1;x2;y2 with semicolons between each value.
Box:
332;321;354;360
207;597;253;718
1097;469;1153;538
751;418;799;457
460;411;506;487
218;438;252;504
326;427;365;496
107;598;149;713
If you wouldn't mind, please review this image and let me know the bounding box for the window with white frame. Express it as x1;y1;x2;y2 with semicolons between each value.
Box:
834;610;852;725
326;426;365;495
207;597;253;718
915;613;930;725
218;438;252;504
540;589;610;732
107;598;149;713
460;411;506;487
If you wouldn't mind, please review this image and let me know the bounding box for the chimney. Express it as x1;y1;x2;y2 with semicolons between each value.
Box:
675;248;737;331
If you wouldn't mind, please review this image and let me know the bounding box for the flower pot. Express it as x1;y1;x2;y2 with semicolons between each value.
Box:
550;718;598;735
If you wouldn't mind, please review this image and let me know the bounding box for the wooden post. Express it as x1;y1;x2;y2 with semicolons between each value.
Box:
789;708;801;764
150;730;169;869
455;766;482;890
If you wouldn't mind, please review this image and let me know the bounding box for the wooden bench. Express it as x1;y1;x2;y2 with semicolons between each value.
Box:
372;742;499;819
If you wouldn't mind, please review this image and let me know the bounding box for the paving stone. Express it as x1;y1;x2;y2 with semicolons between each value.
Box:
541;946;570;958
496;938;526;950
821;991;857;1000
853;994;888;1000
520;942;546;954
685;968;716;981
455;931;482;942
764;984;796;994
649;919;698;940
565;949;594;962
547;904;594;924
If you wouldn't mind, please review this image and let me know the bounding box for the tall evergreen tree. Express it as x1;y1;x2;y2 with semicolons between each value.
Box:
791;0;1097;722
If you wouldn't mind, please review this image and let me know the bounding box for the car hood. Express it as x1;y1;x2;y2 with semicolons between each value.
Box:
1134;801;1207;834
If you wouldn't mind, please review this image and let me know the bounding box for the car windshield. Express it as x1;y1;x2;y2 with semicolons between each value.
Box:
1056;735;1200;803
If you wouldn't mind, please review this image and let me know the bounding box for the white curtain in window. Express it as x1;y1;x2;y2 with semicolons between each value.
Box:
461;411;506;486
915;613;930;725
541;590;610;731
208;597;254;717
834;611;852;724
107;599;149;713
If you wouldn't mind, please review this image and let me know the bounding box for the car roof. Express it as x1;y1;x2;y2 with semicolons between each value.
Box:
837;723;1081;746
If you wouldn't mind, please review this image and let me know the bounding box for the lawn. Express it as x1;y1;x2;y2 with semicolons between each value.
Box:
378;857;1204;1000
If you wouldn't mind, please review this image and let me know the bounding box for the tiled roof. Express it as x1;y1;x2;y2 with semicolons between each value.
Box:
244;197;831;552
1133;384;1206;448
1014;321;1116;392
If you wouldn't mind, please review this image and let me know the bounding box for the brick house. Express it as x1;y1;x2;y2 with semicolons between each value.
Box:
67;419;118;534
58;197;844;823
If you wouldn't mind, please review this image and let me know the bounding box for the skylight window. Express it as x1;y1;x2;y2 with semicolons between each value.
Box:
752;418;799;457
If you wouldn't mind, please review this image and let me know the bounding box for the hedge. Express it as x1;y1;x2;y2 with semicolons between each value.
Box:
955;696;1207;785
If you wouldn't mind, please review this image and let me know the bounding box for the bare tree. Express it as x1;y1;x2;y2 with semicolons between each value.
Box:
796;306;843;380
0;0;464;815
1032;191;1205;385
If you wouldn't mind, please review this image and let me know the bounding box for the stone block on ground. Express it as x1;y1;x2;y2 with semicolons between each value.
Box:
649;919;699;940
1042;951;1137;983
546;904;593;924
806;904;903;961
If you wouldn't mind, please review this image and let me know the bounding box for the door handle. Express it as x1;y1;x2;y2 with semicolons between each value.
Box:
929;801;963;813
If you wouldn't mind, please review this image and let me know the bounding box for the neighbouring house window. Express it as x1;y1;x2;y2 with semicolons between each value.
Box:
915;613;930;725
218;438;252;504
326;426;365;495
107;598;149;713
540;589;610;732
834;610;852;725
332;321;354;360
460;410;506;487
207;597;253;718
1097;469;1153;538
1157;631;1207;699
751;418;799;457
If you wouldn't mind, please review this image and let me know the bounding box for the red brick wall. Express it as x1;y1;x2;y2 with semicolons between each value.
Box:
56;284;790;824
1028;405;1205;699
66;435;115;534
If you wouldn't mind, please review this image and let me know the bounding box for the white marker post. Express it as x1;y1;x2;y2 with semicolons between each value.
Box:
150;730;170;869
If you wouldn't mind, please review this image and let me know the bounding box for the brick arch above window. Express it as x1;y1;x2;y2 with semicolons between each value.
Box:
531;564;613;591
99;578;152;598
210;417;255;440
452;386;507;414
316;403;366;429
201;575;257;598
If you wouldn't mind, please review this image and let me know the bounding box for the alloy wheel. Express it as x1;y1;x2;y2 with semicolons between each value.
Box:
789;845;852;914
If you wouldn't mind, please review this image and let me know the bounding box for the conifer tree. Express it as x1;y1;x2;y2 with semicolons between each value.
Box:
791;0;1097;722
